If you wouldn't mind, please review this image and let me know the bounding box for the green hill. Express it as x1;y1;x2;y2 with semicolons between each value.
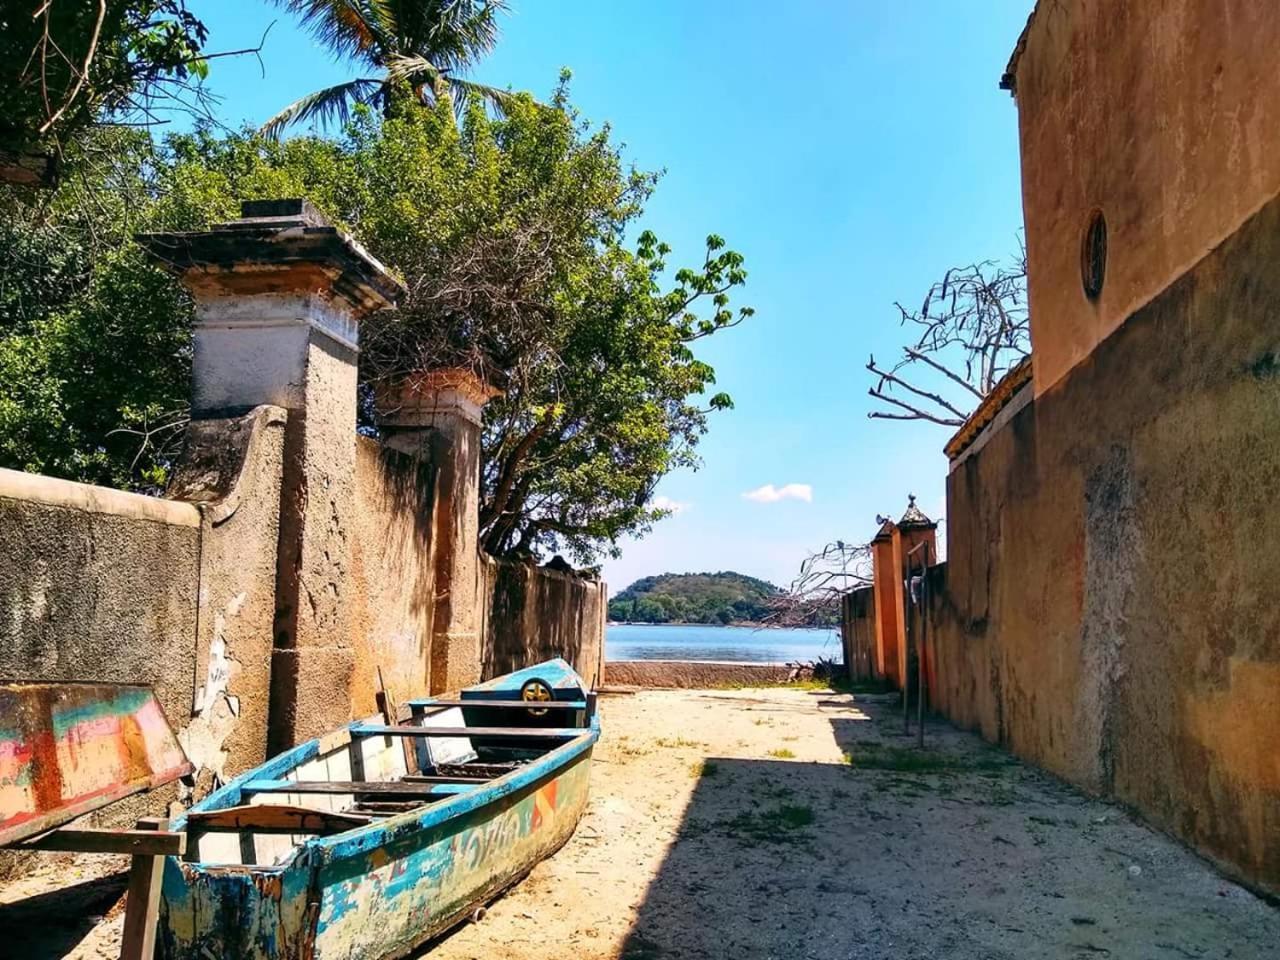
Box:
608;571;782;625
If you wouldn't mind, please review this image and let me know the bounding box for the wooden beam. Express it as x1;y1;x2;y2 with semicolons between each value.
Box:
351;724;581;740
119;819;166;960
406;698;588;711
11;826;186;856
242;779;476;797
185;804;371;833
402;773;491;784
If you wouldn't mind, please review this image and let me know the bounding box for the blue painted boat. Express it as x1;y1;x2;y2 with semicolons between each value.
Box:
158;659;599;959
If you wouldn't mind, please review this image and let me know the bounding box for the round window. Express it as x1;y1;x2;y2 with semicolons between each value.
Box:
1081;209;1107;301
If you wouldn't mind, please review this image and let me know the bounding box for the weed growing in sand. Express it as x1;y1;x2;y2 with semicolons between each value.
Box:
655;736;705;750
714;677;894;695
692;759;721;778
767;748;797;759
707;803;817;846
750;783;795;801
614;737;653;758
842;741;1013;775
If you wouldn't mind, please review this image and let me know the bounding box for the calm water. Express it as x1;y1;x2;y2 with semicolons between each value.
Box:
607;623;842;664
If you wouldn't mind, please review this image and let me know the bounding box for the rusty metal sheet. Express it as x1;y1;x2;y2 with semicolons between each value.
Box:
0;683;192;846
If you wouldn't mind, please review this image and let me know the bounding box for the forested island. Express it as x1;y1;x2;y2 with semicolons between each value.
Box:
607;570;841;626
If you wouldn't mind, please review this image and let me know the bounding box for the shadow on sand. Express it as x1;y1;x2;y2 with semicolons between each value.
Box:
0;869;127;958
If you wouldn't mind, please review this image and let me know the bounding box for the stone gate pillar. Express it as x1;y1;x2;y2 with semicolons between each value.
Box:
140;199;405;750
376;369;501;693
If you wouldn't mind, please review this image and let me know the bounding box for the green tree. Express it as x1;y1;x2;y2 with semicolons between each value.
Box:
1;2;212;184
632;598;668;624
262;0;515;136
0;129;210;486
0;80;751;565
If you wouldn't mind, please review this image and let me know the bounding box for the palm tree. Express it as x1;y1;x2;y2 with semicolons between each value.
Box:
262;0;515;137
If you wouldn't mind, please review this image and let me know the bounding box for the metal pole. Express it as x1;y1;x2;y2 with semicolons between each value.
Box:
903;568;911;735
917;544;927;749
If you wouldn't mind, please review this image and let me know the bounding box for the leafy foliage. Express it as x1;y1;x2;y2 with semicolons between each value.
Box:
1;1;211;166
609;572;782;625
0;79;751;565
0;129;213;488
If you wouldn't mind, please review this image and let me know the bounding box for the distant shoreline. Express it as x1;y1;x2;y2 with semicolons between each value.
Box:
607;621;836;630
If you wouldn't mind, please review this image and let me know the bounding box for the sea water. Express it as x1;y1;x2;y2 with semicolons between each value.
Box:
606;623;842;664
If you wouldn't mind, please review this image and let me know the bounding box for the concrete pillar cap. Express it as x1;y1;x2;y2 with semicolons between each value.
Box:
136;198;406;315
374;368;503;429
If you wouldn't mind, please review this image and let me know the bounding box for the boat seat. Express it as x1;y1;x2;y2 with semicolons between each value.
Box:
186;804;371;834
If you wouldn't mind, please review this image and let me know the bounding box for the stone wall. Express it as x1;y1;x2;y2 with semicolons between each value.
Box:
350;436;437;714
604;660;789;689
927;191;1280;896
480;557;606;690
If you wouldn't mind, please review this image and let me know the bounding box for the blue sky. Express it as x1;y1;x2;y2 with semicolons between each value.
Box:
187;0;1032;593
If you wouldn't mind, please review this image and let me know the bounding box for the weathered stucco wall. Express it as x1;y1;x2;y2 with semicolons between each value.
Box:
168;405;288;790
0;469;201;747
0;404;287;839
480;557;605;690
350;436;437;713
1011;0;1280;395
931;192;1280;896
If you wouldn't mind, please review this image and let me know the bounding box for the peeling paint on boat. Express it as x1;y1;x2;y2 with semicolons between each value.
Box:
157;660;598;960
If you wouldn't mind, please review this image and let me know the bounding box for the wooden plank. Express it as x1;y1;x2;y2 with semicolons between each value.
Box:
186;804;371;833
351;724;582;740
406;698;588;711
118;818;166;960
376;667;418;774
243;779;465;797
11;827;186;856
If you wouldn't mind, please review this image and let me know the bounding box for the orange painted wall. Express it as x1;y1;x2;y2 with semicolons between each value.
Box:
871;531;908;689
1011;0;1280;395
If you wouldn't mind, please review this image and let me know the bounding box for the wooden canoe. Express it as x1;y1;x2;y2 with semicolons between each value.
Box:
157;659;599;959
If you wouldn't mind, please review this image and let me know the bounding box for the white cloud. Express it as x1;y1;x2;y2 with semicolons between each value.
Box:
741;483;813;504
651;495;691;515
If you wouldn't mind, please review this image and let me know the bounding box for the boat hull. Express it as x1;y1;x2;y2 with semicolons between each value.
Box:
159;722;596;959
313;746;591;959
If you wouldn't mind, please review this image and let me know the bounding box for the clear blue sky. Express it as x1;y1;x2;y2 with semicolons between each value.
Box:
187;0;1032;593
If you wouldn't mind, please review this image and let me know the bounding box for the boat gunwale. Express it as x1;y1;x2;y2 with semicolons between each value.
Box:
170;711;599;874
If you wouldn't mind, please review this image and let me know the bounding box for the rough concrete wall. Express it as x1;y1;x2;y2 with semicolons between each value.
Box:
605;660;788;689
350;436;436;714
269;335;360;749
932;192;1280;896
168;406;288;790
1013;0;1280;395
480;557;605;690
0;469;201;860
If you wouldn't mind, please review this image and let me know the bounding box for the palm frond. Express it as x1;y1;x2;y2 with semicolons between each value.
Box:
259;77;385;138
270;0;397;63
448;77;520;115
392;0;507;70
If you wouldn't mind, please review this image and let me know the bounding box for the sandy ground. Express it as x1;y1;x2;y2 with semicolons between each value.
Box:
427;688;1280;960
3;686;1278;959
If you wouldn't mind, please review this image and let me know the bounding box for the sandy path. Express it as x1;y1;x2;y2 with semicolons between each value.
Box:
4;686;1277;958
426;687;1280;960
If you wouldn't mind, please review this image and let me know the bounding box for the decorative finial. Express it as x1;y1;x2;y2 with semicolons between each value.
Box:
899;493;933;528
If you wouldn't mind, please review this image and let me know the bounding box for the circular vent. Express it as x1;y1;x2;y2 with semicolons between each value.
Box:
1081;209;1107;301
